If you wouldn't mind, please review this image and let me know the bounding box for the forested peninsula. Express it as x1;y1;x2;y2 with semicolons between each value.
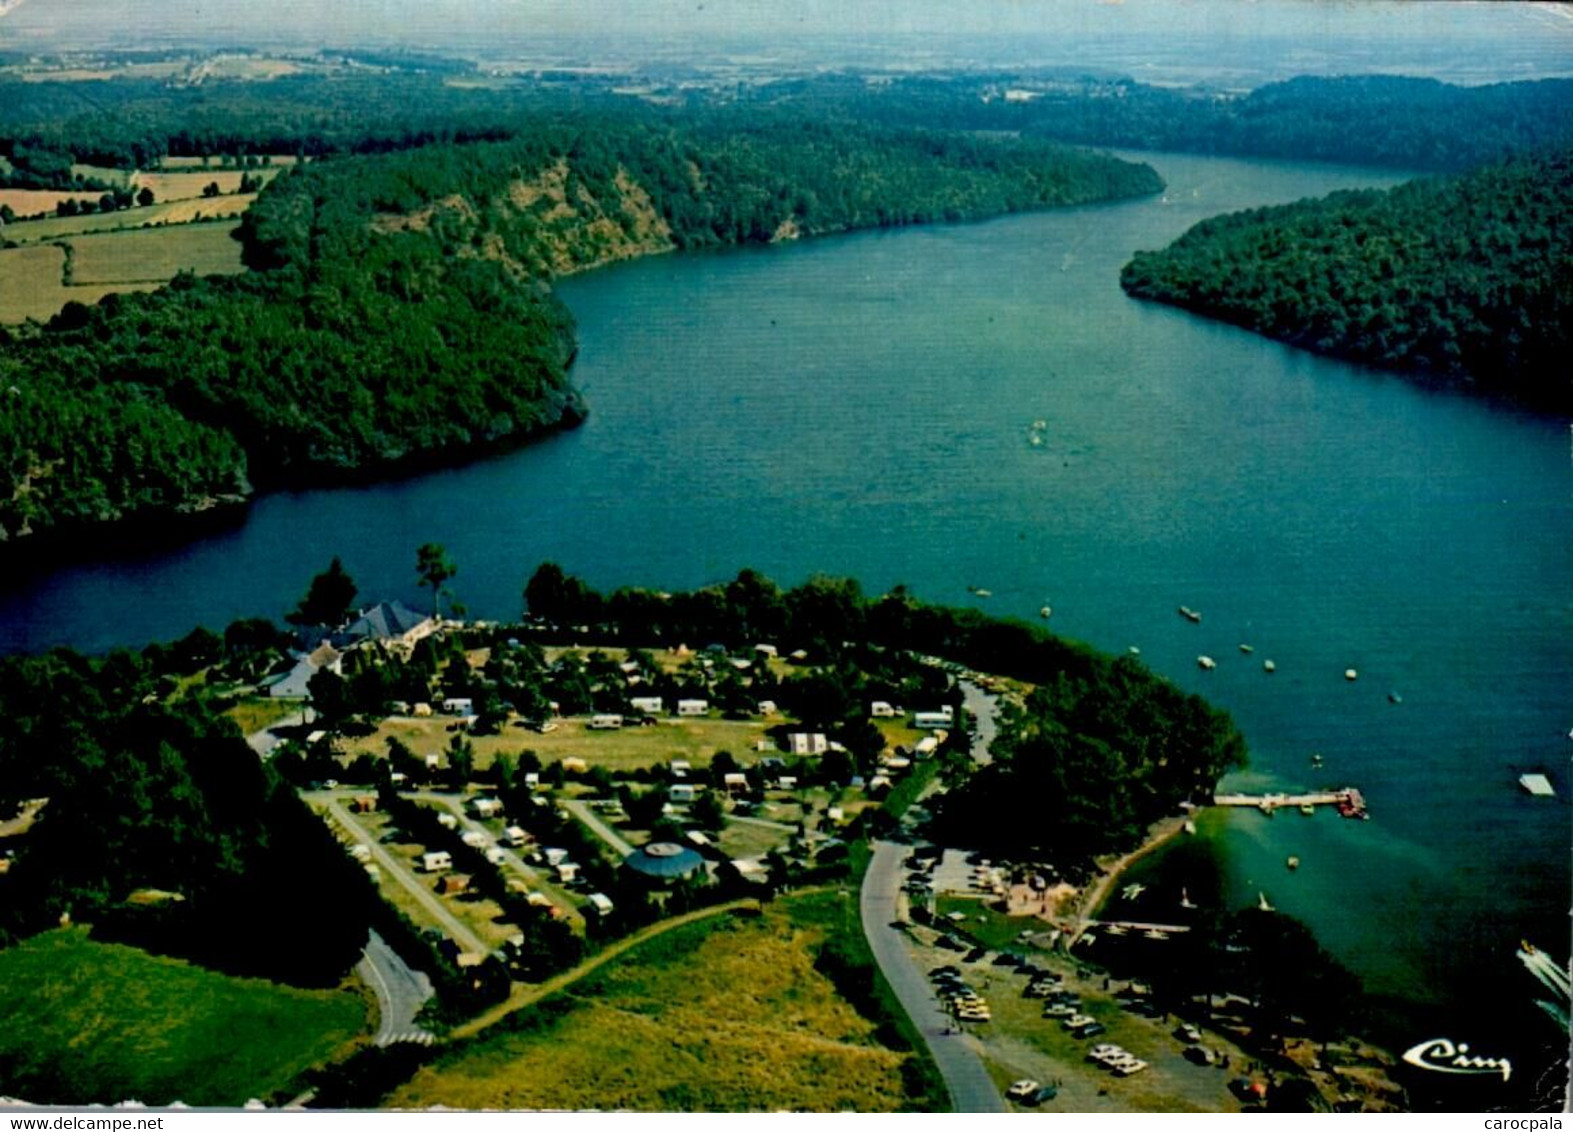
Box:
0;116;1161;549
1120;147;1572;409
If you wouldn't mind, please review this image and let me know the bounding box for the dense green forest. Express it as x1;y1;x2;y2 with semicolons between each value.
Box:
0;115;1159;548
1120;147;1572;409
0;647;374;987
1;70;1568;186
800;73;1573;174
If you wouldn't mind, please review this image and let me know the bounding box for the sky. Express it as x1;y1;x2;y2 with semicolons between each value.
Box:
0;0;1568;79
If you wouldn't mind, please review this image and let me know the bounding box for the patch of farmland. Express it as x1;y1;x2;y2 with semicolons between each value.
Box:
67;223;246;285
0;244;67;322
0;188;112;220
0;196;256;243
70;163;131;188
132;168;281;201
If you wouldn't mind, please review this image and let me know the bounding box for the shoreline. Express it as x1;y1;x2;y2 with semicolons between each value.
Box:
1067;812;1192;939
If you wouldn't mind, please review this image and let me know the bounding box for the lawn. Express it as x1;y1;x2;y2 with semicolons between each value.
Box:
933;893;1043;952
388;893;920;1112
0;928;369;1106
223;696;301;737
68;223;246;284
340;715;772;773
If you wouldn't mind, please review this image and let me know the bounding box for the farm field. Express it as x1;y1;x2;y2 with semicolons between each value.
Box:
0;188;111;219
132;168;282;201
0;928;369;1107
340;715;773;773
389;892;918;1111
69;223;246;284
70;163;131;187
161;154;301;169
3;196;256;242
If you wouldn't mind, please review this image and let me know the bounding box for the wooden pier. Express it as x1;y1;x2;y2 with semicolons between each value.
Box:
1213;787;1368;817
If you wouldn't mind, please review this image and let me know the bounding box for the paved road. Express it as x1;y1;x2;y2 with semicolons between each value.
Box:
958;681;999;766
315;795;489;956
860;840;1006;1113
358;929;435;1046
559;798;635;858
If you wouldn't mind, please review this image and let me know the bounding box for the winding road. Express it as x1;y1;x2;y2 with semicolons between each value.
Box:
859;841;1006;1112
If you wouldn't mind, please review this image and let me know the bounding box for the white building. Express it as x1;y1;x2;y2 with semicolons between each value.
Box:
676;699;709;716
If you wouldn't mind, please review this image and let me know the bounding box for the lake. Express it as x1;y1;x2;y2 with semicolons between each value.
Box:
1;149;1567;1106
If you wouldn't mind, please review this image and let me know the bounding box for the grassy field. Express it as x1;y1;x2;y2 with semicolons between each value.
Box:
0;244;66;322
224;696;302;738
69;224;245;284
71;163;132;188
341;715;772;773
934;893;1043;951
389;892;919;1111
3;197;257;243
0;928;369;1106
0;222;245;324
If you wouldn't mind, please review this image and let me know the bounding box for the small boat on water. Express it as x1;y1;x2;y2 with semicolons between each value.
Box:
1263;659;1276;673
1178;606;1202;623
1129;645;1141;655
1519;773;1555;797
1309;753;1324;768
1040;605;1052;619
1299;802;1316;817
1286;856;1300;870
967;586;992;598
1239;644;1254;654
1345;668;1359;681
1197;656;1216;670
1258;891;1274;912
1388;691;1403;705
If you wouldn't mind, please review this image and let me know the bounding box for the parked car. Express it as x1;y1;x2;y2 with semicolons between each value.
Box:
1043;1002;1078;1018
1174;1023;1203;1044
1006;1080;1041;1101
1026;1085;1059;1106
1068;1020;1106;1039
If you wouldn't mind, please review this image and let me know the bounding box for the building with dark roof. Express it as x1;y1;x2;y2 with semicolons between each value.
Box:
334;601;435;649
623;841;706;881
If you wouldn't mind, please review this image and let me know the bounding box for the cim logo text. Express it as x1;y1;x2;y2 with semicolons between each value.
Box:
1401;1037;1512;1082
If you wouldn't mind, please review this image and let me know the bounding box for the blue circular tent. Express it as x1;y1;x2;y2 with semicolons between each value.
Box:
624;841;705;880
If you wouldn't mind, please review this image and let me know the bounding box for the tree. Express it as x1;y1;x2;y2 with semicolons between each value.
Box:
0;203;15;224
287;556;359;627
202;181;221;198
136;186;155;208
416;543;456;619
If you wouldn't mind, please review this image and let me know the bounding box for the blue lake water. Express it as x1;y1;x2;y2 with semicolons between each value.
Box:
1;150;1567;1104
